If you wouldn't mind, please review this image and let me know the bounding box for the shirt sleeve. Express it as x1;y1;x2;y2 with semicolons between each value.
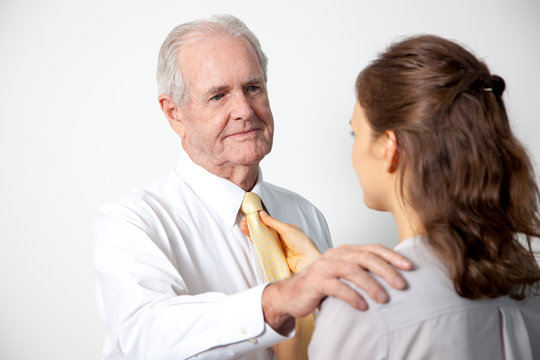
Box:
94;206;289;359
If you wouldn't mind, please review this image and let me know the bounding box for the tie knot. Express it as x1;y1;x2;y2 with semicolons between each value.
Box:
241;192;263;215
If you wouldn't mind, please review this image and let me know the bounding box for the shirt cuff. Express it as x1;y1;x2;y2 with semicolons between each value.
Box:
219;283;293;349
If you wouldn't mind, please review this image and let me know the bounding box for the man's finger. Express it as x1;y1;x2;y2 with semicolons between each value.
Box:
321;278;368;311
358;244;413;270
329;260;390;303
336;246;408;290
323;245;411;289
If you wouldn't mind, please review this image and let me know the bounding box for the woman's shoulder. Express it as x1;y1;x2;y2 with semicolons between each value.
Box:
311;236;539;359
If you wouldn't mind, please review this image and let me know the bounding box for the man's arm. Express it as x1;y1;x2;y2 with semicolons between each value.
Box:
94;207;287;359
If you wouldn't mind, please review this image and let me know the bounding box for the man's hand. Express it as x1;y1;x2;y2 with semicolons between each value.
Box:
261;240;413;333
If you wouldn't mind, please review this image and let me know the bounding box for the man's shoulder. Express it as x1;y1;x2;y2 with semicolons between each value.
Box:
263;181;314;206
262;181;327;219
97;168;186;220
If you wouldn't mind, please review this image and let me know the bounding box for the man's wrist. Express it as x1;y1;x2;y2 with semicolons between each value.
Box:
262;282;295;335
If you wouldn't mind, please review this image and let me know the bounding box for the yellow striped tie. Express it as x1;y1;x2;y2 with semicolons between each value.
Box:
241;192;315;360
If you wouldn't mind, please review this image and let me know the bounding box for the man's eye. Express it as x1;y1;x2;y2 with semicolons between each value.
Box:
247;85;260;92
211;94;224;101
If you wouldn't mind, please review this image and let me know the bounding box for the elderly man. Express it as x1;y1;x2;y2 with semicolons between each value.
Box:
94;15;411;360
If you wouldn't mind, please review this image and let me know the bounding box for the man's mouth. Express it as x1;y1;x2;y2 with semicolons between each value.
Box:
226;128;259;138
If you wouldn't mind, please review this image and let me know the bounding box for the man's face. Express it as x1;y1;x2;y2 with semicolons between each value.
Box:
175;34;274;171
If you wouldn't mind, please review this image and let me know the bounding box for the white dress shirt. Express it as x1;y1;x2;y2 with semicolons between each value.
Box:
94;150;332;360
309;236;540;360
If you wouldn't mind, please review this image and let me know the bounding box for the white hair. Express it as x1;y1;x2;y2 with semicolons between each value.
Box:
156;14;269;104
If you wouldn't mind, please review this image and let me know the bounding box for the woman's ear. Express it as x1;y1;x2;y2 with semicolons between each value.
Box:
383;130;399;173
158;94;185;138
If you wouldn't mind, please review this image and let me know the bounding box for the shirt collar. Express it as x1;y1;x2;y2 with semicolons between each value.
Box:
175;148;267;228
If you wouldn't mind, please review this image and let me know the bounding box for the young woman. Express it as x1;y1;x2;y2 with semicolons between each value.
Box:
259;35;540;359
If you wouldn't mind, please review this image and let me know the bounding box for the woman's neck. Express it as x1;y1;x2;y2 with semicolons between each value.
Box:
392;202;426;242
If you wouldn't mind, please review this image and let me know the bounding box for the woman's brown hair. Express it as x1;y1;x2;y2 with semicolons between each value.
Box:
356;34;540;299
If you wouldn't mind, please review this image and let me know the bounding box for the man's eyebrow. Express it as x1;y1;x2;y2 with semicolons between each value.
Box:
204;85;230;97
243;76;265;86
204;77;265;98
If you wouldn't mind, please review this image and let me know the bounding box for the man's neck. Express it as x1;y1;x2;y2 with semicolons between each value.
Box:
210;164;259;192
185;152;259;191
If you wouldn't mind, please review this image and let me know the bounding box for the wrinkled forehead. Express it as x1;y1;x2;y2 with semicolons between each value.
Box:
178;31;258;72
177;33;264;93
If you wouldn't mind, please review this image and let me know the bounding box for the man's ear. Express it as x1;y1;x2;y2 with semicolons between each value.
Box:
383;130;399;173
158;94;185;138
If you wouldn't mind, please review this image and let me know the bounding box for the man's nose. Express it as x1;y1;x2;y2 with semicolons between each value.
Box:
230;92;254;120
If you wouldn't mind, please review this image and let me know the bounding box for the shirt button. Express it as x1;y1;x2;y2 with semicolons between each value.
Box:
240;326;247;334
248;338;258;345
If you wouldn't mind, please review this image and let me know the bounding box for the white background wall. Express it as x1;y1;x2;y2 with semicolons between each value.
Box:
1;0;539;358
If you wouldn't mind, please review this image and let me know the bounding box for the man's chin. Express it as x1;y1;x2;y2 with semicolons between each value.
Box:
227;144;271;164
